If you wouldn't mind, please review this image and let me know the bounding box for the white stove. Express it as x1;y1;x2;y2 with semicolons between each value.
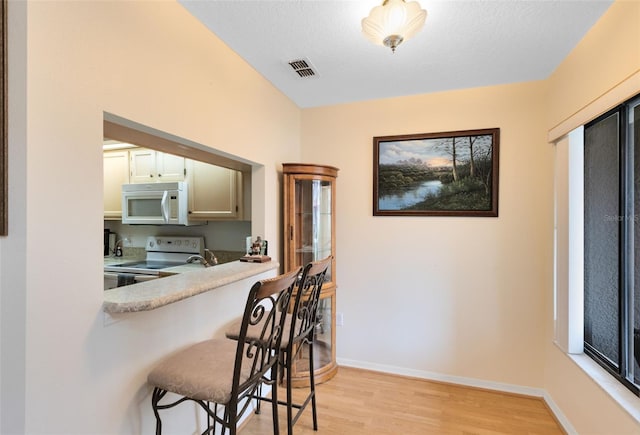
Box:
104;236;205;289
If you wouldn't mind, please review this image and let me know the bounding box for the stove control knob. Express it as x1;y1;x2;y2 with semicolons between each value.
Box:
149;241;155;248
176;240;182;246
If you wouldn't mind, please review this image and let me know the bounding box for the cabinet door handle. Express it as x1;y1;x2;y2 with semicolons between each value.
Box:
290;226;293;240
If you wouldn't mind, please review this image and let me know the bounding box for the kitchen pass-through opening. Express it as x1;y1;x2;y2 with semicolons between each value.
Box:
102;112;264;289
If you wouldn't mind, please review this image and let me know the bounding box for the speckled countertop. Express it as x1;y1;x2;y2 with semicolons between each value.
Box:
103;260;279;314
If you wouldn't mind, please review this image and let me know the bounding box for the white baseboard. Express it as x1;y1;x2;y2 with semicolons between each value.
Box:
336;357;576;434
543;390;578;435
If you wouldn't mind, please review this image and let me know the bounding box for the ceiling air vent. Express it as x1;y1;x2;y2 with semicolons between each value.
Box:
288;58;318;78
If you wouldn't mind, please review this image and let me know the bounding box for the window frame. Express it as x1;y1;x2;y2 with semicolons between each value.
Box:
583;95;640;396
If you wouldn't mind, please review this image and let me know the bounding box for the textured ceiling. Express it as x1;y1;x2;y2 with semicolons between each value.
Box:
180;0;613;108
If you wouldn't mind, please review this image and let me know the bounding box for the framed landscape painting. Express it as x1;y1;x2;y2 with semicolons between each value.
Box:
373;128;499;217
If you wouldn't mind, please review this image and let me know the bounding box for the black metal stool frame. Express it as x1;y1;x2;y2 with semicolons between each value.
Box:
243;257;331;435
148;268;300;435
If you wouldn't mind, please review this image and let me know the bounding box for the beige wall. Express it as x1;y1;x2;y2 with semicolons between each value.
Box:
2;1;300;433
547;0;640;132
544;1;640;433
301;80;553;388
2;0;639;432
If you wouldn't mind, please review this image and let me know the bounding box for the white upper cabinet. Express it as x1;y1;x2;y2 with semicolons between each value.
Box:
130;148;185;183
187;160;241;220
157;152;187;181
103;150;130;220
103;146;244;221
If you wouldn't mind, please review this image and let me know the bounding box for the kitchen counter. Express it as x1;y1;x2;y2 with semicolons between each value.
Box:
103;260;279;314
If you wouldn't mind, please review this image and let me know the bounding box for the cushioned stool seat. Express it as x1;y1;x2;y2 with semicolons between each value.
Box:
226;313;294;349
148;338;243;404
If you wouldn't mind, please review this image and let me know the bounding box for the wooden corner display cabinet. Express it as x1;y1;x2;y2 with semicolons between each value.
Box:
283;163;339;387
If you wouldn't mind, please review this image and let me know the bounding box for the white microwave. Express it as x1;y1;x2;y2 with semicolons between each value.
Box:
121;182;200;225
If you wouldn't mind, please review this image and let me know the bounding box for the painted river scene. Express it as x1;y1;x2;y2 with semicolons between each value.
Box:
377;132;496;212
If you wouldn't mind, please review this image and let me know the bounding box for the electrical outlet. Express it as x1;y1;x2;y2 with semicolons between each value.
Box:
336;312;344;327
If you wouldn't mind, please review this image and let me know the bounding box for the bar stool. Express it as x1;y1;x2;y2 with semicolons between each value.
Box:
147;268;300;435
226;256;332;434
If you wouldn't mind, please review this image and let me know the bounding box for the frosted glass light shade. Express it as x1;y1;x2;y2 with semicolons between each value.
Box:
362;0;427;53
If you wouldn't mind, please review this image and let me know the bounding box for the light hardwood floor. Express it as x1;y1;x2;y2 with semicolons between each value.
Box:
240;366;565;435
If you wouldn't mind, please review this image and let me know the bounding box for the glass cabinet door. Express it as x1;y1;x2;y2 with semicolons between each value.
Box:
293;177;333;284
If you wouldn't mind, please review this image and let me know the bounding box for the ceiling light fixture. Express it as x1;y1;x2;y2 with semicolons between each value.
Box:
361;0;427;53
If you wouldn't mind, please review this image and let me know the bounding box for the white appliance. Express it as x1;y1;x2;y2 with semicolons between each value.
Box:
104;236;205;289
121;181;201;226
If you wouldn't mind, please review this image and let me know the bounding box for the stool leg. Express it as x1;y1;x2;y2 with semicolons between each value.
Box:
151;388;165;435
271;364;280;435
286;347;295;435
308;338;318;431
214;403;219;435
255;382;262;414
222;407;229;435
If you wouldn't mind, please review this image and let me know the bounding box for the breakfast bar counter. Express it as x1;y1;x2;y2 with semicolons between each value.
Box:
103;260;279;314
